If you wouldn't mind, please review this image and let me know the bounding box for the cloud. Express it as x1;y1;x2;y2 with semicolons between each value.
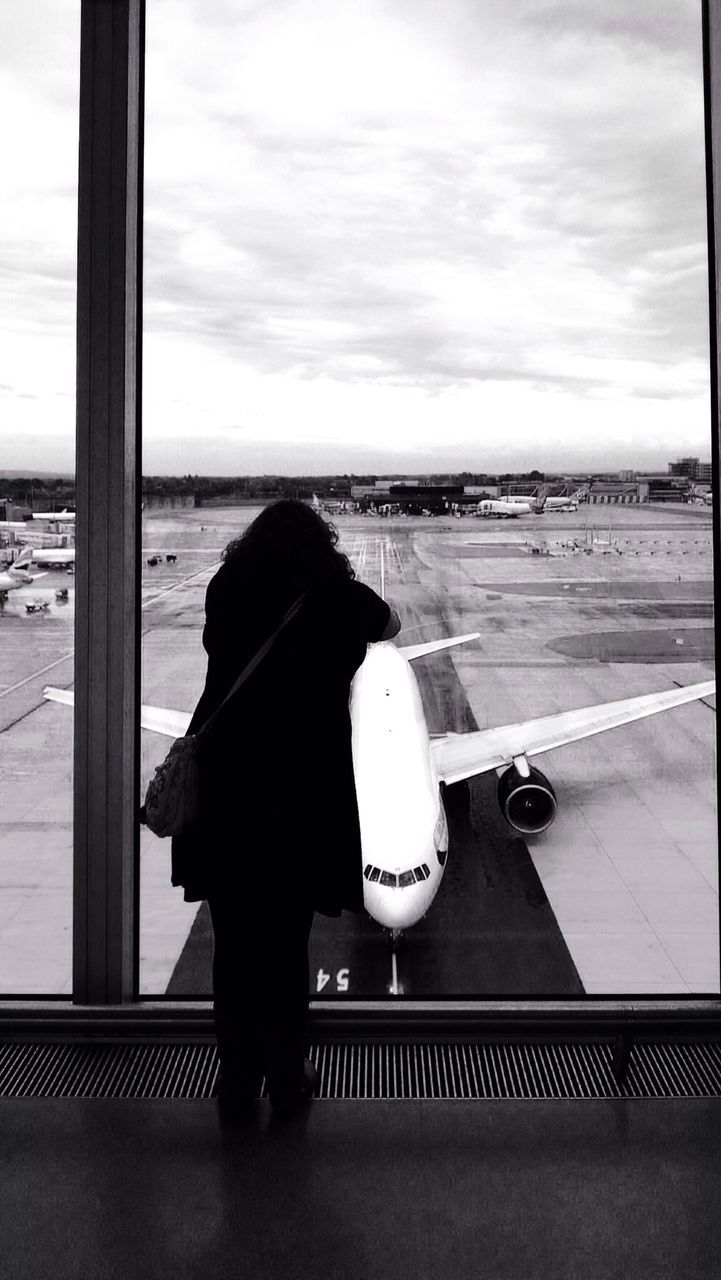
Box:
4;0;714;471
142;0;709;405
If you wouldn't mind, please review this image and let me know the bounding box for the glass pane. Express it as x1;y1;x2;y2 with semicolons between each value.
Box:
141;0;717;998
0;1;79;994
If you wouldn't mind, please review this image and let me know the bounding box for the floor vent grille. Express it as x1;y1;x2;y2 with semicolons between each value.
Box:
1;1041;721;1100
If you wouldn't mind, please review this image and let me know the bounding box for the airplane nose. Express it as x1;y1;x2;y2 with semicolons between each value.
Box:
363;881;433;930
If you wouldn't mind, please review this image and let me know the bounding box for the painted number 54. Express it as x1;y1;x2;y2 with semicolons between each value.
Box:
316;968;350;993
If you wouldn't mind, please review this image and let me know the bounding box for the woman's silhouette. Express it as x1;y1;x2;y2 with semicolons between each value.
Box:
172;500;400;1116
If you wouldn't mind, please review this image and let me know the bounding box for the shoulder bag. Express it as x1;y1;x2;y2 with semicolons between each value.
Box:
142;593;305;838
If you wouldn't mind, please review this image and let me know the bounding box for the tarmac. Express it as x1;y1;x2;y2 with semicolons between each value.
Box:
0;502;717;998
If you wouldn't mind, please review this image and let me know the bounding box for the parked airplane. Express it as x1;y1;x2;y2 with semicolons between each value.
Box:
0;546;46;600
311;493;347;515
27;546;76;568
689;488;713;507
502;488;587;511
43;638;715;937
31;508;75;522
475;498;544;517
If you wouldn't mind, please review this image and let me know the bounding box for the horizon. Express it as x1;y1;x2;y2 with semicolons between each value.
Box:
0;457;712;484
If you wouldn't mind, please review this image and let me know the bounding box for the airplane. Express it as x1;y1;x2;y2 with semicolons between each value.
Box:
475;498;544;518
31;508;76;522
502;488;587;511
43;639;715;939
26;546;76;568
689;488;713;507
0;546;47;600
311;493;347;515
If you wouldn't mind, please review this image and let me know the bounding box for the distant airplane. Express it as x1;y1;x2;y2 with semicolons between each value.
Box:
27;546;76;568
0;546;47;600
689;488;713;507
475;498;544;518
502;488;587;511
43;641;715;938
311;493;346;515
31;509;76;522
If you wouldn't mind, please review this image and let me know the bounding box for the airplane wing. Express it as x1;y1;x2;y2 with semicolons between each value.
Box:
43;687;191;738
398;633;480;661
431;680;715;785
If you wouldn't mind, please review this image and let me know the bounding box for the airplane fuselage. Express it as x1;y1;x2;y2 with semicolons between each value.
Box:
476;500;535;517
0;569;32;593
29;547;76;567
0;548;35;595
350;642;447;929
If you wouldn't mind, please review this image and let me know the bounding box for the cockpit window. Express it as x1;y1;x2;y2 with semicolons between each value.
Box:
366;866;428;888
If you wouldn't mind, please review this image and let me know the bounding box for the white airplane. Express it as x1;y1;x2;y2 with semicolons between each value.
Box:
27;546;76;568
43;638;715;937
311;493;347;515
689;488;713;507
502;488;587;511
0;546;47;599
475;498;543;518
31;508;75;522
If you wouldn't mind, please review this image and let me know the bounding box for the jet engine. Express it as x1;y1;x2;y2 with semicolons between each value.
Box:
497;764;557;835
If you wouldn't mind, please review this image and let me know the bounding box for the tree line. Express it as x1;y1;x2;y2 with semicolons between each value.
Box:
2;469;548;510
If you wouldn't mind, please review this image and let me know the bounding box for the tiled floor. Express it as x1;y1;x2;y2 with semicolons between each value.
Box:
1;1096;720;1280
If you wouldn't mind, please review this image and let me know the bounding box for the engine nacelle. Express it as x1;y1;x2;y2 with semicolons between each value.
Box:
497;764;557;835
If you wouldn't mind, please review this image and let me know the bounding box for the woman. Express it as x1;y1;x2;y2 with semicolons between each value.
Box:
172;500;400;1117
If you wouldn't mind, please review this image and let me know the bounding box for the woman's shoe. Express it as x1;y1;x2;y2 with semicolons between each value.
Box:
268;1058;319;1116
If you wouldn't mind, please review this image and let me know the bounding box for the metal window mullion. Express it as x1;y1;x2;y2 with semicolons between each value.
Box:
74;0;144;1004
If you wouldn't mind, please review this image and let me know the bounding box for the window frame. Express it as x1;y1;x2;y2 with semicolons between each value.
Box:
2;0;719;1035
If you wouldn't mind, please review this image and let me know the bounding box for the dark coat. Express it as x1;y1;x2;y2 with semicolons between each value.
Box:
171;565;389;912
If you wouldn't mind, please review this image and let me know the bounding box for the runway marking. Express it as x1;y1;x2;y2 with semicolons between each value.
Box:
0;650;74;701
390;949;400;996
0;562;220;709
142;561;222;610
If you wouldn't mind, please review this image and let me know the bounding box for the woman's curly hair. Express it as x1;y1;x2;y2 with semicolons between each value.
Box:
222;499;355;593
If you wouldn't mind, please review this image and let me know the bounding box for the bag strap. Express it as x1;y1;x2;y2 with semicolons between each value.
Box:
194;592;306;743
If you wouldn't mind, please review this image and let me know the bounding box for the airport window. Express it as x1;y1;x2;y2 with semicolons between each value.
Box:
0;0;79;995
135;0;719;1003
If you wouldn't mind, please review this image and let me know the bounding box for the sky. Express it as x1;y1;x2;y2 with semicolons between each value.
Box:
0;0;714;476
